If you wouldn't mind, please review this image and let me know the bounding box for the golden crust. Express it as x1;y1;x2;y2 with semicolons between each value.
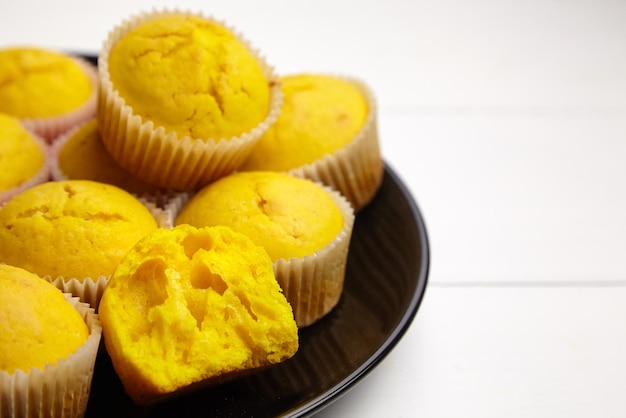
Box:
0;265;89;373
0;180;158;280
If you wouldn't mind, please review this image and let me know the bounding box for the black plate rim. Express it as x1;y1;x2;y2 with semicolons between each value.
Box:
287;162;430;417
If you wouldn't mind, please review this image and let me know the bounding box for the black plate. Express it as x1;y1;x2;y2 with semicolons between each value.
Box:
84;163;429;417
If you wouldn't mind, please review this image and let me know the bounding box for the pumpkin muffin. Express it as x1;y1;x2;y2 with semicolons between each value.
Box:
97;9;282;190
0;113;49;205
51;118;161;196
241;73;383;211
175;171;355;326
0;46;97;142
99;224;298;405
0;264;101;418
0;180;159;308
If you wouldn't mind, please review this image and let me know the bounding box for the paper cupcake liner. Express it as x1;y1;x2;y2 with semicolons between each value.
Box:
97;8;283;191
137;191;192;229
0;295;102;418
46;276;109;313
21;57;98;144
145;190;193;229
0;131;50;207
273;184;355;327
289;76;383;212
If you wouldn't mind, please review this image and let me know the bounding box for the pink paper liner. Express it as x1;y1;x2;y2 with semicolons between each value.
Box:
0;295;102;418
21;56;98;144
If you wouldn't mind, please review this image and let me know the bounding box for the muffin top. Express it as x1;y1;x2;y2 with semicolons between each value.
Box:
175;171;344;261
107;14;270;140
0;180;159;280
0;113;46;192
0;264;89;374
241;74;368;171
0;47;92;119
99;224;298;404
53;119;159;195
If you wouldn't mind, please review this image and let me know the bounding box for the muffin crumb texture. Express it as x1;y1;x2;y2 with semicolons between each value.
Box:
99;224;298;404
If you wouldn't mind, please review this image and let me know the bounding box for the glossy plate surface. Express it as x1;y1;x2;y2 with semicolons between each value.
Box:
84;163;429;417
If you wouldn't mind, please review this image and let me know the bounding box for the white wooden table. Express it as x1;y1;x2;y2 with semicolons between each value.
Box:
3;1;626;416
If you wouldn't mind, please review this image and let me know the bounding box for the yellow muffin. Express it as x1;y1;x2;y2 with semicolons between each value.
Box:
98;9;282;190
242;74;367;170
0;180;159;308
108;15;269;140
242;73;383;211
0;265;88;373
99;224;298;405
0;47;97;142
175;171;355;326
0;264;102;418
51;118;161;195
0;113;49;205
176;171;343;260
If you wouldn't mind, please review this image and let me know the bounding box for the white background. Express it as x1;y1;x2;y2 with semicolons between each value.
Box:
2;1;626;416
